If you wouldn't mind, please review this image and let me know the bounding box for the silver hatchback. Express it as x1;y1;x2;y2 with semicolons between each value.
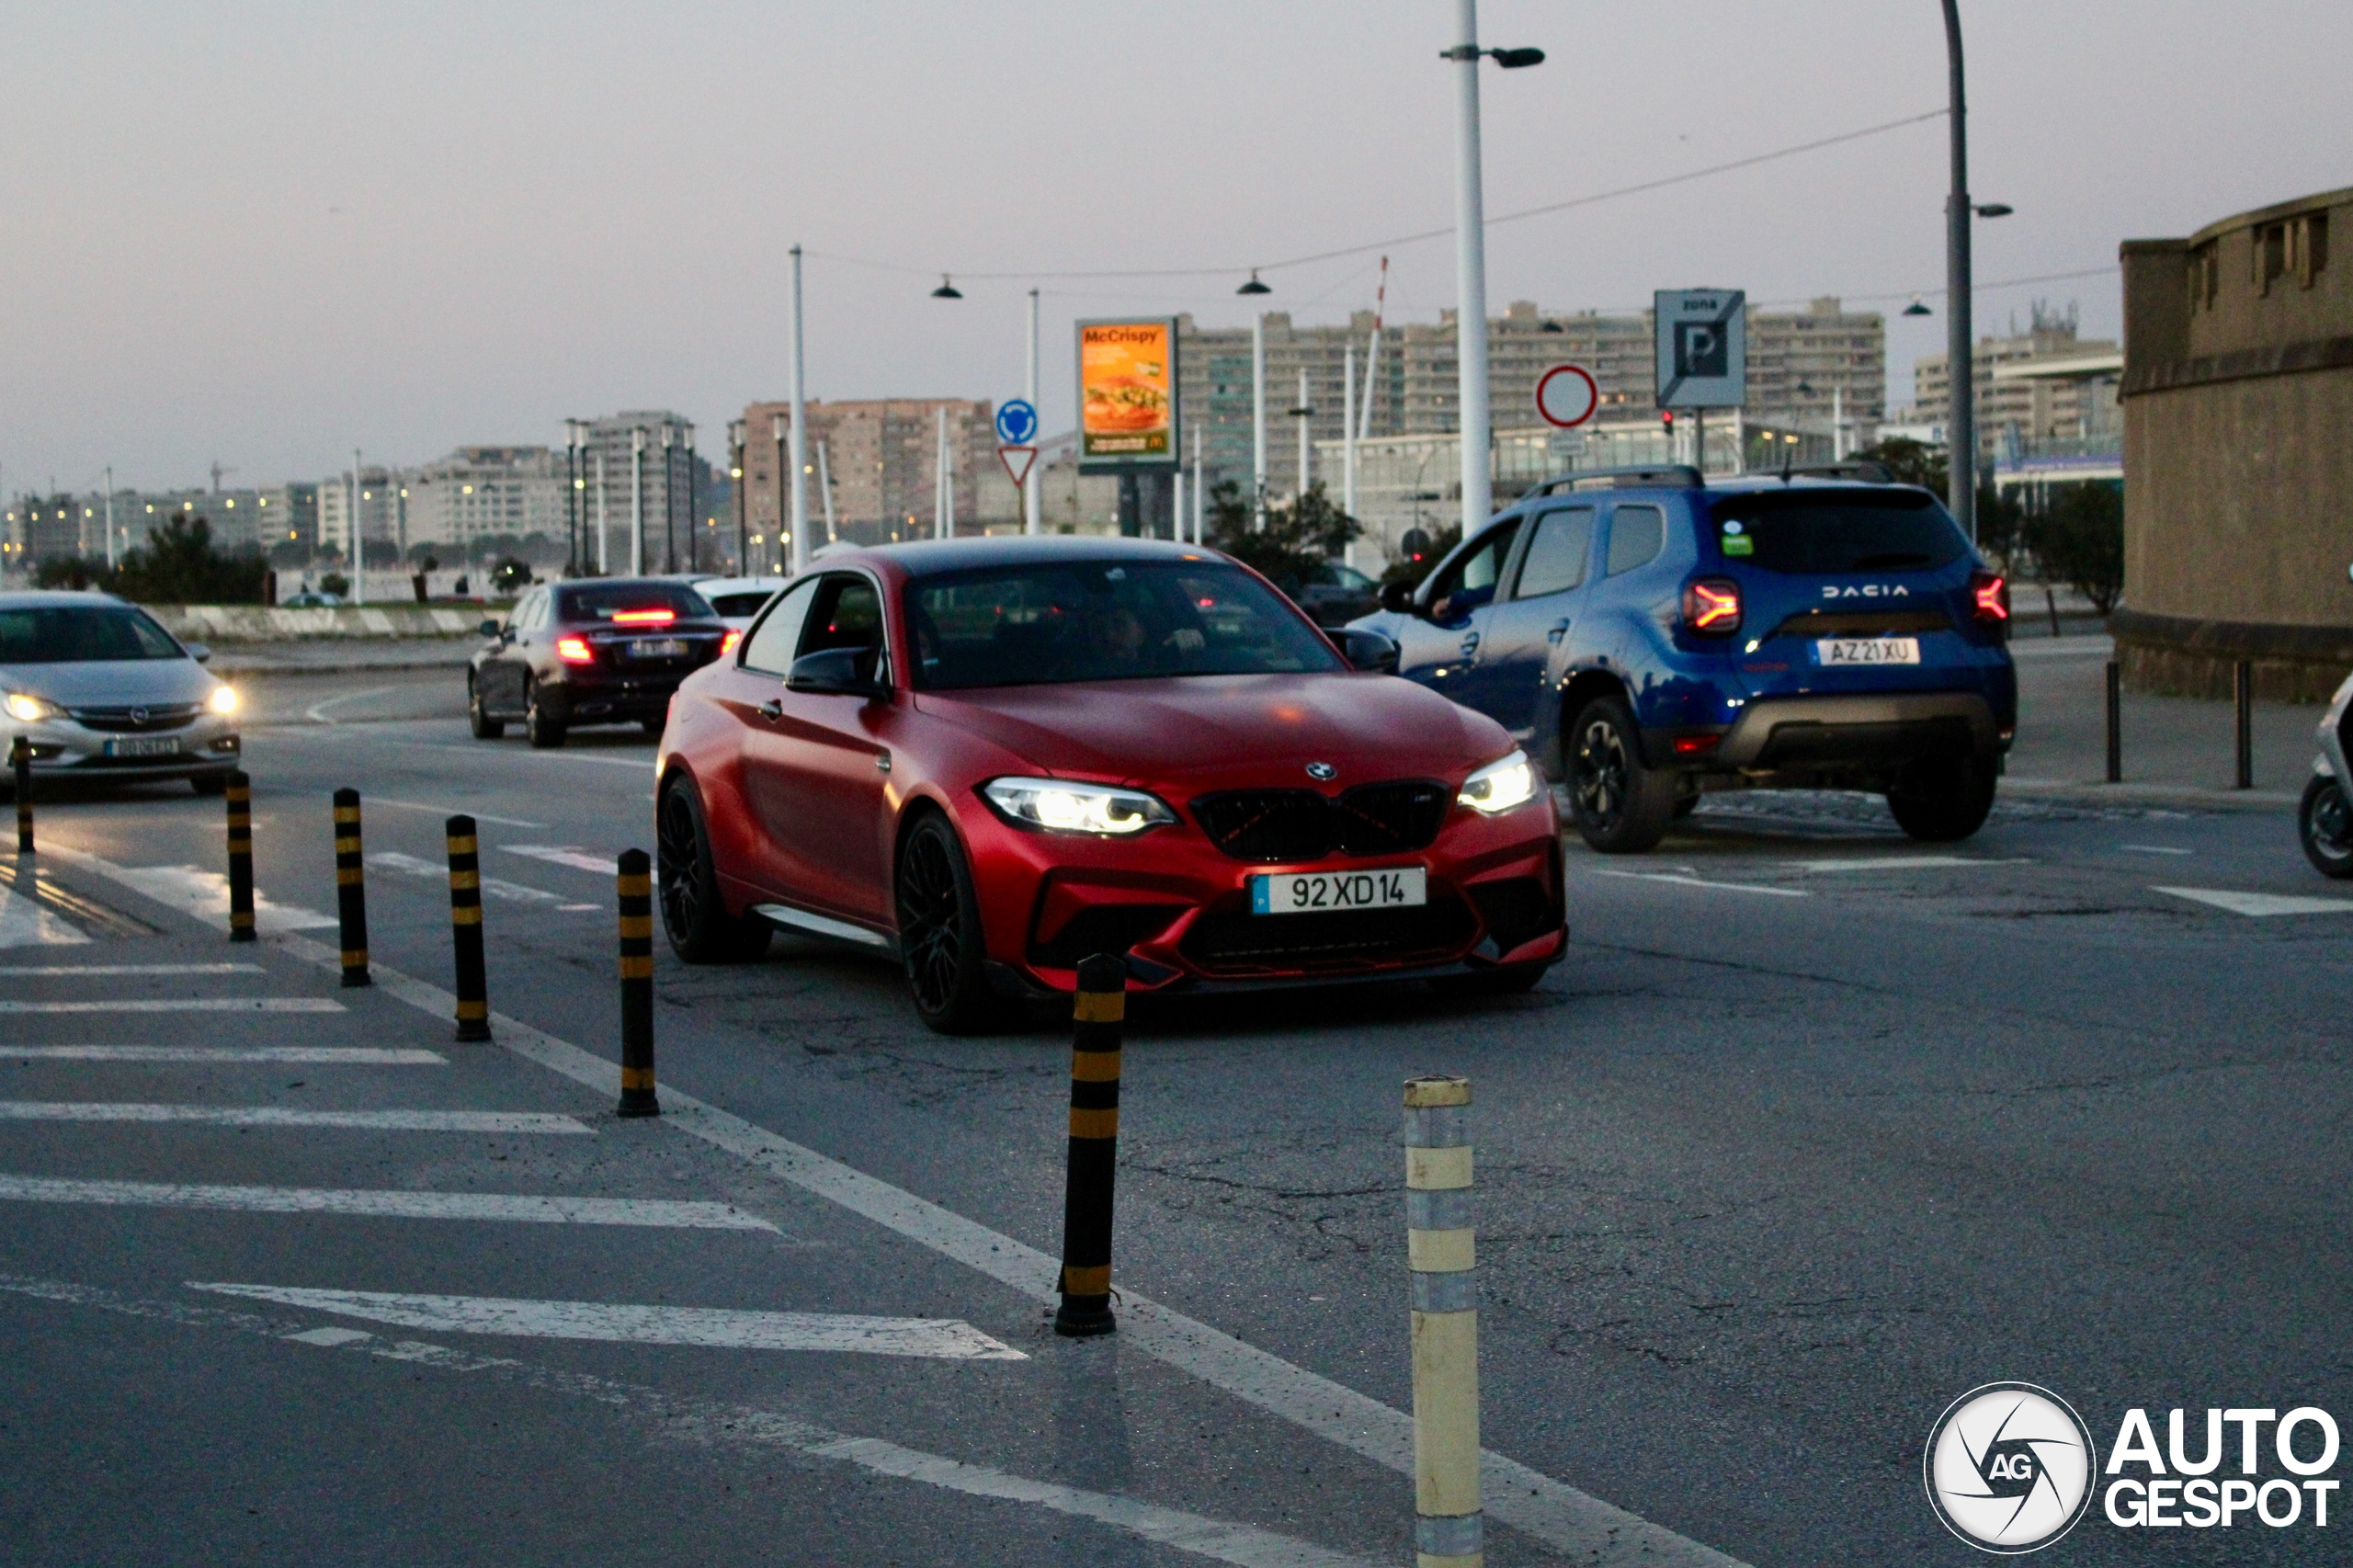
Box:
0;592;243;793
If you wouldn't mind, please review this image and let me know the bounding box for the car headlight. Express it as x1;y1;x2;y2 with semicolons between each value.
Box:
207;685;239;717
1458;750;1540;814
4;693;60;723
983;777;1176;835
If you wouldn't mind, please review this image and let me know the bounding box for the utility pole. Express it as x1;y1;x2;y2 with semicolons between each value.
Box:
1192;426;1204;544
1343;341;1358;523
1943;0;1976;543
788;244;810;575
1251;313;1267;530
564;422;580;575
1295;369;1313;500
934;406;949;539
595;450;608;574
631;427;645;575
1449;0;1494;539
350;449;367;605
1025;288;1042;536
103;466;116;570
729;419;746;574
684;423;698;573
818;441;836;545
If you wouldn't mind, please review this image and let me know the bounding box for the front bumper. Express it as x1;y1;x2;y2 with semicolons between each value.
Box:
7;716;241;782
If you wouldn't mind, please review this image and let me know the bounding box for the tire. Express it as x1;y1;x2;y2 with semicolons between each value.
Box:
1565;696;1677;853
2301;775;2353;879
468;677;505;740
189;773;228;797
894;810;1005;1035
1431;962;1548;999
524;680;566;749
655;776;772;962
1885;756;1998;842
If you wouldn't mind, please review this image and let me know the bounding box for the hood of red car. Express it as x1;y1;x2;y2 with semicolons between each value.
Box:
915;674;1507;789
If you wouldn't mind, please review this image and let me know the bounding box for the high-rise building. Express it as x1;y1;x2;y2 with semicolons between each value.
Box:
1907;304;2121;457
576;413;702;574
737;398;996;552
399;448;568;558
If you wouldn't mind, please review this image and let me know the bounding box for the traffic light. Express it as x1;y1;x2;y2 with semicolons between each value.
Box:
1661;410;1676;436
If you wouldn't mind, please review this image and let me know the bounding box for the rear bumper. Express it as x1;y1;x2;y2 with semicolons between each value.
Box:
1683;692;2002;770
540;676;684;723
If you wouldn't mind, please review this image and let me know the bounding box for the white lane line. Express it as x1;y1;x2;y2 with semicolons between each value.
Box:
0;997;345;1015
0;1176;775;1230
400;740;657;772
2;1271;1376;1568
245;926;1743;1568
2154;886;2353;918
369;797;548;830
2120;844;2193;856
302;686;399;725
501;845;619;875
0;885;91;948
0;1046;446;1064
369;851;563;904
0;1102;588;1133
0;963;265;977
37;855;336;933
1589;868;1809;898
190;1284;1023;1360
1781;856;2032;872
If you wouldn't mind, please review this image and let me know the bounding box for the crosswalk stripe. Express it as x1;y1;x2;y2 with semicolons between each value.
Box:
0;963;265;977
190;1284;1023;1359
0;885;92;948
0;998;345;1014
0;1102;587;1133
40;857;336;933
0;1176;776;1230
369;851;565;904
1;1046;446;1064
501;846;617;874
2154;885;2353;917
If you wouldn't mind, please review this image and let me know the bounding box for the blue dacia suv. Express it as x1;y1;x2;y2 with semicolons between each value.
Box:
1351;463;2017;853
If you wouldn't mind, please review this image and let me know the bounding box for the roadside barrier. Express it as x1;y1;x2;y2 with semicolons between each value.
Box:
333;789;370;987
2234;659;2254;790
616;848;658;1118
1054;952;1125;1338
2104;661;2123;784
225;771;256;943
443;814;493;1041
12;736;31;854
1404;1074;1481;1568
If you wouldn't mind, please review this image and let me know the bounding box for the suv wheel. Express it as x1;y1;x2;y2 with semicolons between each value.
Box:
2300;776;2353;879
524;680;566;749
894;811;1005;1035
468;677;505;740
1566;696;1677;853
655;777;772;961
1885;756;1997;841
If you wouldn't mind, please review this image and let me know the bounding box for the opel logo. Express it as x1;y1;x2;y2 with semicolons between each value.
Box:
130;707;150;724
1305;761;1337;782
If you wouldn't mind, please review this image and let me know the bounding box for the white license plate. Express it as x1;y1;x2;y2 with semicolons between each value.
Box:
104;736;182;757
1818;637;1920;666
626;638;689;659
1251;866;1427;915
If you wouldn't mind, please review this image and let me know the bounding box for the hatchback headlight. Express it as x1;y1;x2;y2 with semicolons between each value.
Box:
1458;750;1540;814
207;685;239;717
983;777;1176;835
4;693;60;723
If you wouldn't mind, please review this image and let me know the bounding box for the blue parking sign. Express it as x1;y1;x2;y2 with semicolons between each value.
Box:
995;400;1039;446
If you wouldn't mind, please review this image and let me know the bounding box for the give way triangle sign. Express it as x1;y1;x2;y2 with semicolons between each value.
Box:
997;446;1038;488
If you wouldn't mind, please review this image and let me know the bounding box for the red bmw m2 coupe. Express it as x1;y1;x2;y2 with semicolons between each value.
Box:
653;537;1564;1032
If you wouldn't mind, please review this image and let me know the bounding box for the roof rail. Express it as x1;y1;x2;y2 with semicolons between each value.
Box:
1516;464;1704;501
1775;460;1898;484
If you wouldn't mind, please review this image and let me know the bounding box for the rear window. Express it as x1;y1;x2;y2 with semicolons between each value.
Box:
707;591;776;618
1711;489;1967;574
554;583;715;623
0;605;183;663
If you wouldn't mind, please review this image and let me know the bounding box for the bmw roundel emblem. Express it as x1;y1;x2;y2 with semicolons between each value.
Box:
1305;761;1337;782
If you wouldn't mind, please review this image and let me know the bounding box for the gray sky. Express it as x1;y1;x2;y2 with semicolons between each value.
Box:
5;0;2347;494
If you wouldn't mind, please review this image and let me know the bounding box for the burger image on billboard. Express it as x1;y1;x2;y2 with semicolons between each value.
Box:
1078;319;1176;460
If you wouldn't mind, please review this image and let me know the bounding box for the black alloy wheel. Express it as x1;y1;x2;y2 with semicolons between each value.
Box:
655;777;770;962
2301;775;2353;879
893;811;1002;1035
1566;696;1677;853
524;679;565;749
1884;756;1998;842
468;676;505;739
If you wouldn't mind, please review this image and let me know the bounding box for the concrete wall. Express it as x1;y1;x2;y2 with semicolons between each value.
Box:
152;605;486;642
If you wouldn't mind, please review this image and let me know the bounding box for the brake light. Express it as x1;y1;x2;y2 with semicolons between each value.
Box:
1672;734;1722;756
1680;577;1743;635
720;629;742;655
610;608;676;625
1970;570;2010;623
556;636;596;664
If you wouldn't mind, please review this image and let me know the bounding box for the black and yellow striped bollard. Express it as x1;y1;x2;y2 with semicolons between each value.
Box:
12;735;32;855
1405;1074;1481;1568
225;770;256;943
332;789;370;987
616;847;658;1117
443;814;492;1041
1054;952;1126;1338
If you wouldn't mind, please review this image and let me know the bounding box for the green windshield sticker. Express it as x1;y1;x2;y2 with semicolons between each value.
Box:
1722;535;1754;556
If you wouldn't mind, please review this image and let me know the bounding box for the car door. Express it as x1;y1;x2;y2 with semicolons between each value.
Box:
1393;517;1522;704
714;576;820;900
1447;504;1597;743
481;589;540;712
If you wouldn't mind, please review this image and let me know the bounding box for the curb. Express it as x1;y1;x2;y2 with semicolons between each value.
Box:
2001;776;2300;812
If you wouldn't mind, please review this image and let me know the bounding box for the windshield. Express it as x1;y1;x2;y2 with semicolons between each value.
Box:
1711;489;1968;574
554;583;716;622
907;559;1344;690
0;604;184;663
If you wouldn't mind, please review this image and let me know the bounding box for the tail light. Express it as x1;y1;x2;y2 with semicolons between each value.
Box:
1680;577;1743;635
610;608;676;625
720;629;742;656
556;635;596;665
1970;570;2010;624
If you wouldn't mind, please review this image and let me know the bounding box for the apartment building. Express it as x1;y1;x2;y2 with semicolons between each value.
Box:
738;398;996;549
1907;306;2122;455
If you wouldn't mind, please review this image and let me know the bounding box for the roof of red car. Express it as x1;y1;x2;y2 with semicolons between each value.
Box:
809;535;1233;578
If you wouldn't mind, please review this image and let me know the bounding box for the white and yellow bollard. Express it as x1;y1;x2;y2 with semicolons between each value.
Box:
1405;1074;1480;1567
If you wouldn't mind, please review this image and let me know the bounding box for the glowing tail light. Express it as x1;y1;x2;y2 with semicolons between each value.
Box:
1679;577;1743;635
556;636;596;664
720;629;742;655
610;608;676;625
1970;570;2010;623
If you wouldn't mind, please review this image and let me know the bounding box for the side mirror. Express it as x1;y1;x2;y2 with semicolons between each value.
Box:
478;619;502;638
1336;628;1400;674
787;646;890;699
184;642;211;665
1379;579;1419;616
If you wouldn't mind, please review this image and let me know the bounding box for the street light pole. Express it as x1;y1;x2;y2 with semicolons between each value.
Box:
661;424;676;573
729;419;746;574
1251;312;1267;530
788;243;810;575
631;427;646;575
1449;0;1494;540
350;449;367;605
1026;288;1042;536
1943;0;1975;545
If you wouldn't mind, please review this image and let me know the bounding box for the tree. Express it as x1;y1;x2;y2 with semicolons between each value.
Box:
111;515;268;604
1381;524;1461;587
1203;479;1360;593
1854;436;1946;494
33;556;111;592
2023;483;2124;615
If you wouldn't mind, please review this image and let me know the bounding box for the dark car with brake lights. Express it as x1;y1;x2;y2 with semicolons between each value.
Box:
651;536;1565;1033
1350;462;2018;852
468;577;728;748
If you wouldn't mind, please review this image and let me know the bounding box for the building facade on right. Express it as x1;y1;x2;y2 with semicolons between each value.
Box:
2117;185;2353;699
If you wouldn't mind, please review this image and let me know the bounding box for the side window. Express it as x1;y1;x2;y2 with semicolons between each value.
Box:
1512;507;1594;599
739;578;818;675
798;574;891;681
1606;505;1665;576
1428;520;1521;617
525;589;551;630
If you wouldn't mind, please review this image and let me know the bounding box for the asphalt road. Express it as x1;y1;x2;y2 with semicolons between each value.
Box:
3;656;2348;1567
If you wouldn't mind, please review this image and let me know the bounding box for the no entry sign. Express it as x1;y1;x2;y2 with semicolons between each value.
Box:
1535;363;1599;429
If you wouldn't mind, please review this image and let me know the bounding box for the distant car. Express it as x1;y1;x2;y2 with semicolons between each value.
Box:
468;577;727;748
278;591;344;608
1284;560;1382;628
688;575;790;642
0;591;242;794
